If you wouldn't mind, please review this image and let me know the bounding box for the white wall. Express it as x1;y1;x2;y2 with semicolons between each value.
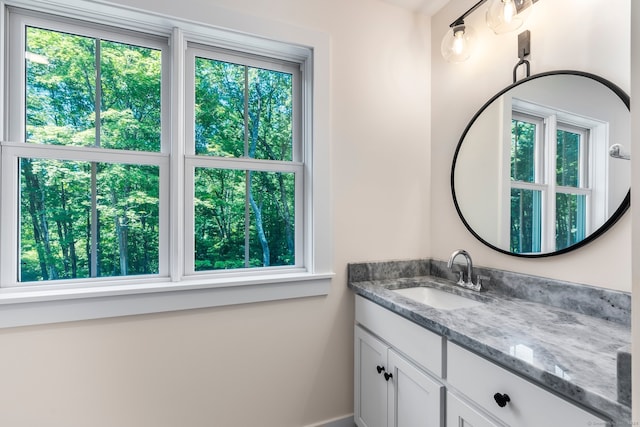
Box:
454;97;504;247
431;0;631;291
0;0;431;426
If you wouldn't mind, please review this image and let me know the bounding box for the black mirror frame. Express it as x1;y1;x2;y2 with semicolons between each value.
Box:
451;70;630;258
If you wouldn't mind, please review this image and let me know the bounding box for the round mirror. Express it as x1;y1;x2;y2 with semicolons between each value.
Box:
451;71;630;257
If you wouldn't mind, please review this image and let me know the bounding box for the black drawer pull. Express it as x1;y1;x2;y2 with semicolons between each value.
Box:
376;365;385;374
494;393;511;407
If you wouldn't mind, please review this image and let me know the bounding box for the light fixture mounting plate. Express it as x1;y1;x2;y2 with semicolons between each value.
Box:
518;30;531;59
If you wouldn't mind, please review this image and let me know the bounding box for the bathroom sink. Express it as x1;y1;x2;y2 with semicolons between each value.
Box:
392;286;485;310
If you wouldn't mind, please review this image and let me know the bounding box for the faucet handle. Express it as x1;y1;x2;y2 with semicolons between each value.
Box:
473;275;490;291
456;271;465;286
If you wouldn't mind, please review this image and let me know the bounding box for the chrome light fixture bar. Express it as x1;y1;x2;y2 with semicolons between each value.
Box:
441;0;538;63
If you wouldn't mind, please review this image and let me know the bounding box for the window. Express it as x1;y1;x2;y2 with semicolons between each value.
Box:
509;106;596;254
12;19;168;283
185;47;302;274
0;2;331;327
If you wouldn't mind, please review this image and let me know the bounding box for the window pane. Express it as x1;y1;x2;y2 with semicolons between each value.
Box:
20;158;91;281
195;58;293;161
249;171;295;266
100;40;162;151
247;68;293;161
26;27;96;146
556;129;581;187
194;168;295;271
19;158;159;282
194;168;246;270
25;27;162;151
510;188;541;253
556;193;586;250
195;58;245;157
511;119;537;182
96;163;160;277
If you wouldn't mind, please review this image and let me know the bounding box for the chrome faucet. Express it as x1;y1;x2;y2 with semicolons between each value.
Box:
447;249;481;291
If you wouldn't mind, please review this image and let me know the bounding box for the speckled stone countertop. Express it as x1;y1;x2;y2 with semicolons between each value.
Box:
348;259;631;426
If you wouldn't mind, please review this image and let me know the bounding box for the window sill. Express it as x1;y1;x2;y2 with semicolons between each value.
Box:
0;272;334;328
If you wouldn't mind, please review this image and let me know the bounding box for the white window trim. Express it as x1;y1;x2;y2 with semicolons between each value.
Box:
0;0;333;328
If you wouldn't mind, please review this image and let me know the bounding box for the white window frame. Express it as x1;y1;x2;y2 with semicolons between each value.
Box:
507;99;605;253
3;8;172;285
183;45;304;277
0;0;333;328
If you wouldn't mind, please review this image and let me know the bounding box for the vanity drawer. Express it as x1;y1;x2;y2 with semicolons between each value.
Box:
355;295;444;377
447;342;606;427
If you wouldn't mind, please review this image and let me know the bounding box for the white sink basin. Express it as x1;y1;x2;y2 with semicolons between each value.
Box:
392;286;485;310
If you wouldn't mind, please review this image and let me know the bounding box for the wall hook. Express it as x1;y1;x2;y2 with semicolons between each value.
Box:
513;30;531;83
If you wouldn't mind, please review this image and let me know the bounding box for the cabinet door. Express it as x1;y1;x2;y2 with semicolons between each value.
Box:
447;392;503;427
387;349;443;427
355;326;389;427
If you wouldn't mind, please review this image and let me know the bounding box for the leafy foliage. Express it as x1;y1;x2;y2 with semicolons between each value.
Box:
20;26;296;282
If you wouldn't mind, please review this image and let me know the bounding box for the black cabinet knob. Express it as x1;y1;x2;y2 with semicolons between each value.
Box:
384;372;393;381
493;393;511;407
376;365;385;374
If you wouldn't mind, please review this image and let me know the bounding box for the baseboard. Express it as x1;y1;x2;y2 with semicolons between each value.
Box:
304;414;355;427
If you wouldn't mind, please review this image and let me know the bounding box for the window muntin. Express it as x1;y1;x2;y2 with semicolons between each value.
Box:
186;46;303;274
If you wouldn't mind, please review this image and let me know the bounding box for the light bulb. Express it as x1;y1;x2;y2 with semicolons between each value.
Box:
486;0;532;35
502;0;515;23
453;29;465;55
441;24;476;63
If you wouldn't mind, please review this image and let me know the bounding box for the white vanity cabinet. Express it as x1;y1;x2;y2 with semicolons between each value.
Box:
354;295;611;427
354;326;388;427
447;342;607;427
355;296;445;427
355;326;444;427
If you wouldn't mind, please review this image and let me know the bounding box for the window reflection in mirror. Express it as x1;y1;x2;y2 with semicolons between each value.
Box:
509;103;598;254
452;72;630;257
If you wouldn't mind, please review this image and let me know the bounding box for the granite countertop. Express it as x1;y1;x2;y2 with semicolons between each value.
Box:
348;261;631;426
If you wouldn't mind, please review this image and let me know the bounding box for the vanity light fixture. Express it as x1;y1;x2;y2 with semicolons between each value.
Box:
486;0;533;34
441;19;476;63
441;0;538;63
